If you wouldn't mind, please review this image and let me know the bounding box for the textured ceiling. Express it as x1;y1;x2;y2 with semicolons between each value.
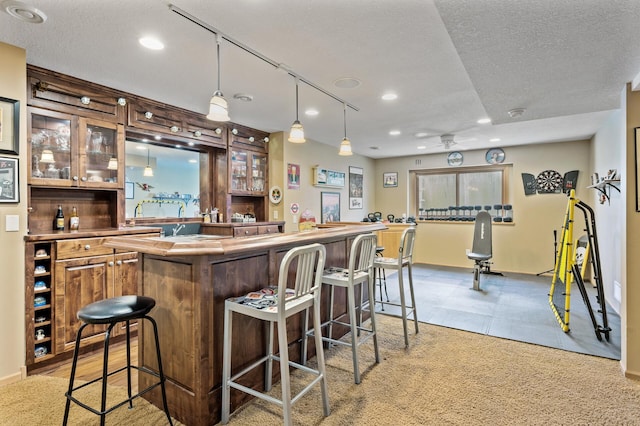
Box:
1;0;639;159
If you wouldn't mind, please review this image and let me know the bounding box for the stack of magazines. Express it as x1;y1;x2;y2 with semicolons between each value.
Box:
236;286;295;311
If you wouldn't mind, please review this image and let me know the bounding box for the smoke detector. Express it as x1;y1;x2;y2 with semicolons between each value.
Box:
2;0;46;23
233;93;253;102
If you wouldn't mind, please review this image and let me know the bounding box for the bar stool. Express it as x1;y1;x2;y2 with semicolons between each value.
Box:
221;243;329;426
63;295;173;426
310;233;380;384
373;227;419;347
375;246;389;309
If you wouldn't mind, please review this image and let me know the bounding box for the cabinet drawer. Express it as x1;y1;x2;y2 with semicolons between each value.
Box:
56;238;113;260
258;225;280;235
234;226;258;237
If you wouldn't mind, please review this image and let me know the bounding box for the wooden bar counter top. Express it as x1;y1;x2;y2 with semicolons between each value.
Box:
105;222;385;426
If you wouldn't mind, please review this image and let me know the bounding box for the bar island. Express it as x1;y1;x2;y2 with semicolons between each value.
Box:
106;222;385;426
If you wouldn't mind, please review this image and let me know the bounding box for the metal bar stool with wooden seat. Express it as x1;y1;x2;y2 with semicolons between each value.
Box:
306;233;380;384
63;295;173;426
373;226;419;347
221;243;330;426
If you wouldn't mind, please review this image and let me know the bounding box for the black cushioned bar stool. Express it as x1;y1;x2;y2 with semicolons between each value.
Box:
63;295;173;426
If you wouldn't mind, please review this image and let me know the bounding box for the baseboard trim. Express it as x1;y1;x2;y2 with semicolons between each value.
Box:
0;368;25;386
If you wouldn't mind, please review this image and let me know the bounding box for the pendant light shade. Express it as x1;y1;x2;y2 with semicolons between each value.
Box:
107;157;118;170
40;149;55;163
338;103;353;156
207;35;230;122
288;78;306;143
143;148;153;177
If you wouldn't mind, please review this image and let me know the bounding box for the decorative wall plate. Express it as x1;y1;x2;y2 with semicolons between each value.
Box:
447;151;463;166
486;148;505;164
536;170;563;193
269;186;282;204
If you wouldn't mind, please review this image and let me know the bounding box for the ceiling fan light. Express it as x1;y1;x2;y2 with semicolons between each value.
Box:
288;120;306;143
207;91;230;122
338;137;353;156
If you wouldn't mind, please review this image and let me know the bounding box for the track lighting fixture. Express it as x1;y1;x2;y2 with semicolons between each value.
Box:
338;103;352;156
288;77;305;143
207;34;230;122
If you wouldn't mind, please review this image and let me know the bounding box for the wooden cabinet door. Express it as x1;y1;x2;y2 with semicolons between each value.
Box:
54;254;115;353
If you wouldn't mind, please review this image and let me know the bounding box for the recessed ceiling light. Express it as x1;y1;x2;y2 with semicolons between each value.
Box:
233;93;253;102
136;146;147;150
490;138;501;142
3;1;46;23
381;93;398;101
334;77;361;89
477;118;491;124
139;36;164;50
389;130;401;136
305;108;319;116
414;132;429;138
369;146;380;150
141;138;149;143
154;135;162;140
188;159;198;163
417;146;426;150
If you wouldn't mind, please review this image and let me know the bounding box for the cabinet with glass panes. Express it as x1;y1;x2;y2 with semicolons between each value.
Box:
28;106;124;189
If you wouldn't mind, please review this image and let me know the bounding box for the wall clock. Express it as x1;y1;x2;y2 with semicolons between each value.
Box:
536;170;563;193
447;151;463;166
486;148;505;164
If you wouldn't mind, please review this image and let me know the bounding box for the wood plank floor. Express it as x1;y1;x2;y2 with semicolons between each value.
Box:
40;338;138;392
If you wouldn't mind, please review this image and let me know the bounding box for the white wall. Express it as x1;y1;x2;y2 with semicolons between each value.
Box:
0;42;27;383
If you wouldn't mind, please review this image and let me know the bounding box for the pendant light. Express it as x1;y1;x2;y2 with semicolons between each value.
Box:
288;77;306;143
207;34;230;122
338;103;353;156
143;148;153;177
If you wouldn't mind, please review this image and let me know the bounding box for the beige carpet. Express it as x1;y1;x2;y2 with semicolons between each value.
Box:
2;314;640;425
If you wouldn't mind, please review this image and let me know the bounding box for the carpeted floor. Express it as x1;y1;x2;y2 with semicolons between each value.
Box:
4;314;639;425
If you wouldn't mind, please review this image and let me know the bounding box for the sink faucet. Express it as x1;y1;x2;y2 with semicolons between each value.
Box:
172;223;185;236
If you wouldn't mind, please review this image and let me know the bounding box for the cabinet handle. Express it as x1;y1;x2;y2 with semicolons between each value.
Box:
116;260;122;266
245;230;249;234
84;245;91;250
81;176;87;182
72;176;79;181
108;261;114;267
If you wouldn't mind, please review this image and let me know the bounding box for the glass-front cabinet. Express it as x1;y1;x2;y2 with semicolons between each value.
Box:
230;148;267;195
28;107;123;189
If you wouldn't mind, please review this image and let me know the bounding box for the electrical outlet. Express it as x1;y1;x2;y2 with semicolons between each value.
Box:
273;210;278;219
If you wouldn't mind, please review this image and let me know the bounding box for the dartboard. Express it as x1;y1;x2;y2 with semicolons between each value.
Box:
536;170;563;193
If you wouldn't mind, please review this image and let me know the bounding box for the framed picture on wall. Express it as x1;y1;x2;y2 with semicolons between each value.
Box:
125;181;134;199
321;191;340;223
0;156;19;202
0;97;19;155
383;172;398;188
349;166;363;209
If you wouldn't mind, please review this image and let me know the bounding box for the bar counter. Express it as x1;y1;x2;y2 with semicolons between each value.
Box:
105;222;385;426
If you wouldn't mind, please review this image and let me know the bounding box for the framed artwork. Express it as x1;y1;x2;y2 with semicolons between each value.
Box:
383;172;398;188
0;97;19;155
125;181;135;199
349;166;363;209
313;166;345;187
287;163;300;190
0;157;19;202
321;191;340;223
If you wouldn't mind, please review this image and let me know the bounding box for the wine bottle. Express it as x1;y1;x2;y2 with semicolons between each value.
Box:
69;206;79;230
54;205;65;231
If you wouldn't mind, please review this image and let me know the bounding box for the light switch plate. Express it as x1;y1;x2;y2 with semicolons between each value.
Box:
5;215;19;232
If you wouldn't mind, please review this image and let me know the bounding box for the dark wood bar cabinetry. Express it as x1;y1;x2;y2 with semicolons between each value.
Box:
106;223;384;426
